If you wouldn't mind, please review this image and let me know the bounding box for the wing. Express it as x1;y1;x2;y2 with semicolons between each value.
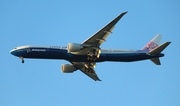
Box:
72;62;101;81
82;11;127;47
79;67;101;81
68;12;128;81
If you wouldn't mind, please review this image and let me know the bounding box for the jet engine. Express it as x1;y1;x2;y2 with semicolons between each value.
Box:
67;43;83;53
61;64;76;73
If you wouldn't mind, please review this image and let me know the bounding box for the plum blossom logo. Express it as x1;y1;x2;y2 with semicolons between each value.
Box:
146;41;158;51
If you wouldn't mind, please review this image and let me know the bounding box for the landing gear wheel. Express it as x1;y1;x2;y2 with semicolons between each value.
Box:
20;57;24;63
88;68;94;73
85;67;94;73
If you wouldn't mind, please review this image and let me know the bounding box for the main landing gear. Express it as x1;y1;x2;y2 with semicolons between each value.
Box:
20;57;24;63
84;48;101;73
85;62;96;69
86;49;101;61
84;67;94;73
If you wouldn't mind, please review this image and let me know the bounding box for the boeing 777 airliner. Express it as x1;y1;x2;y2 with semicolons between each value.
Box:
10;12;171;81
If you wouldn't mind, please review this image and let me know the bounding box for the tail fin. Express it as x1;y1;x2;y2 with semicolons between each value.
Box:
150;42;171;65
142;34;162;51
142;35;171;65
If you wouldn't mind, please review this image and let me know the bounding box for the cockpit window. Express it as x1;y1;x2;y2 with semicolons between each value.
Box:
14;48;17;49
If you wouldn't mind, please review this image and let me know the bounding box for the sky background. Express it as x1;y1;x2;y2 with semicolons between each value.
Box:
0;0;180;106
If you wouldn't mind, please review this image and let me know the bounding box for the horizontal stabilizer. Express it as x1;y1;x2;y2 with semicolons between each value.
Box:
142;34;162;51
148;42;171;54
150;58;161;65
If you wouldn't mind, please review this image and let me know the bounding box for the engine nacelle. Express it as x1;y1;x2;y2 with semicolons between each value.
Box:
61;64;76;73
67;43;83;53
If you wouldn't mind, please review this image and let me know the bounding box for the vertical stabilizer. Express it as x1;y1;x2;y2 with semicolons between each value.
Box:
142;34;162;51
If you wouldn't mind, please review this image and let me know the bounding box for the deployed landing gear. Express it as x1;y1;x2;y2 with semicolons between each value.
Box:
85;67;94;73
85;48;101;73
87;48;101;61
84;61;96;73
20;57;24;63
85;62;96;69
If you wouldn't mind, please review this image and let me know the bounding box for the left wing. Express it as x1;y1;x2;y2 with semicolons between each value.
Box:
79;67;101;81
82;11;127;47
72;62;101;81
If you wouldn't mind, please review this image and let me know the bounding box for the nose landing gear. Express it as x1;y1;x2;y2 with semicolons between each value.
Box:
20;57;24;63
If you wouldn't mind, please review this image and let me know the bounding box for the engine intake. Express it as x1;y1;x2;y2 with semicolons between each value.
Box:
67;43;83;53
61;64;76;73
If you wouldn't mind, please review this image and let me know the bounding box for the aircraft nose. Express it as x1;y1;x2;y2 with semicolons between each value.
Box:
10;49;17;56
10;49;14;55
10;46;27;57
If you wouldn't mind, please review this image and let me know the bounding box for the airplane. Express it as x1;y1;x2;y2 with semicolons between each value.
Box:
10;11;171;81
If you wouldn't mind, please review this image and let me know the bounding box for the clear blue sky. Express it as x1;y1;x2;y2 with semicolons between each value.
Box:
1;0;179;106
